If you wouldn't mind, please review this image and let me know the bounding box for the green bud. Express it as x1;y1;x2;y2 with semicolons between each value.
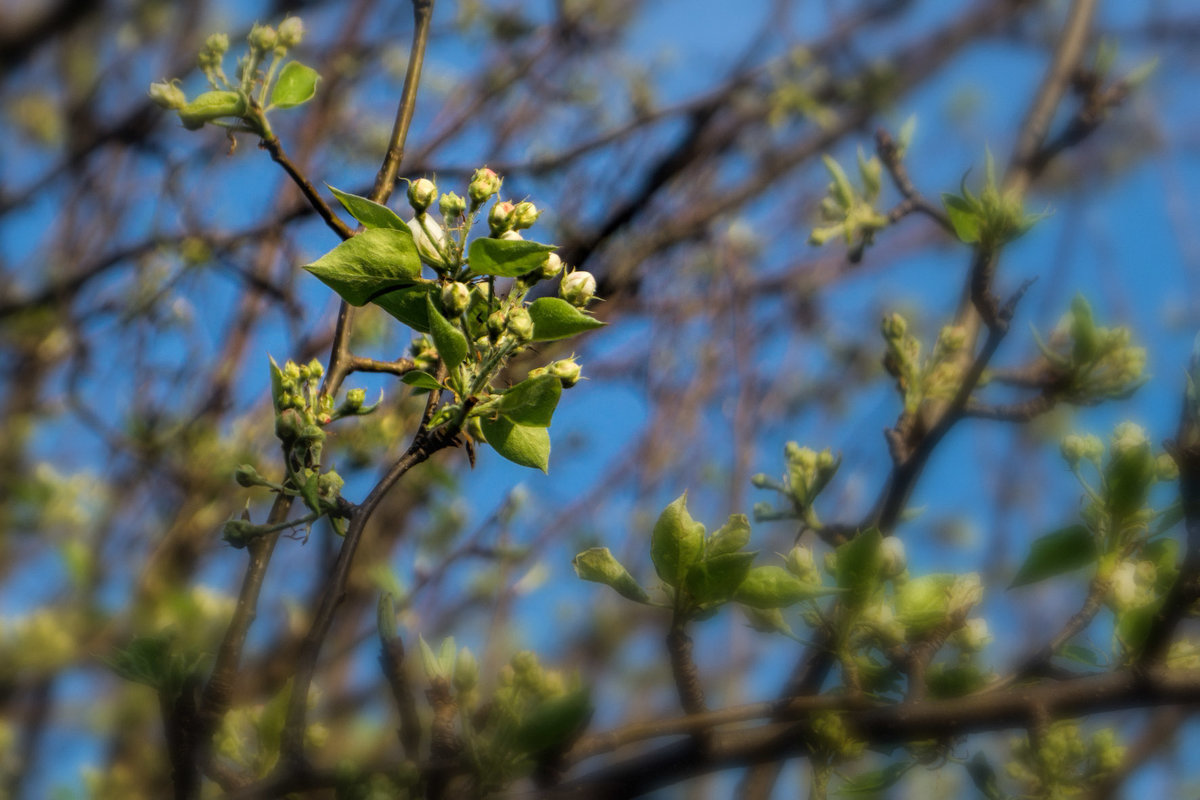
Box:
177;90;246;130
506;306;534;342
205;33;230;53
488;200;516;235
277;16;305;47
441;282;471;316
468;167;502;205
318;470;343;500
750;473;772;488
275;408;304;444
1061;434;1086;465
1156;452;1179;482
248;24;278;51
881;312;907;340
408;177;437;213
952;617;991;652
307;358;324;378
511;201;540;230
548;357;581;387
1111;422;1149;457
880;536;906;577
560;270;597;307
538;252;565;281
439;191;466;219
234;464;266;488
343;387;366;412
284;360;302;380
487;310;507;339
148;81;187;110
785;545;818;582
222;519;262;548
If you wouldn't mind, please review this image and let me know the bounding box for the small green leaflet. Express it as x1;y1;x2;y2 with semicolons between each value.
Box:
425;296;468;370
684;551;756;607
1009;524;1096;588
479;415;551;472
650;492;705;588
498;374;561;427
270;61;320;109
327;185;408;230
401;371;442;390
942;193;981;243
734;565;837;608
527;297;605;341
468;238;556;277
373;283;434;332
304;229;422;305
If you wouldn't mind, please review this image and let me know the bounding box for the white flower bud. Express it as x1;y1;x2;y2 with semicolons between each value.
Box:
1111;422;1148;457
408;178;438;213
548;358;581;387
407;217;450;269
538;252;564;281
954;618;992;652
468;167;502;205
488;200;515;235
277;16;305;47
512;201;540;230
880;536;907;577
1109;561;1138;610
441;282;470;316
560;270;597;307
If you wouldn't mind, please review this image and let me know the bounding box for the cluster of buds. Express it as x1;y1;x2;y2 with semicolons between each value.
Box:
1036;295;1147;403
527;357;583;388
751;442;840;524
1107;558;1158;612
1061;432;1105;466
468;167;502;207
1008;722;1125;797
808;150;888;254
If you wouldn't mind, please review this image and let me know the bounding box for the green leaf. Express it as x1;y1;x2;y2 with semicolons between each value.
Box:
735;565;838;608
836;528;884;606
328;185;407;230
401;370;442;390
479;415;551;472
1117;600;1162;656
1009;524;1097;588
512;688;592;756
685;551;757;607
1058;644;1104;667
527;297;606;341
467;238;557;277
837;760;915;796
650;492;706;588
822;154;855;209
498;374;562;427
425;296;469;371
373;283;434;333
965;752;1005;800
942;193;981;243
299;470;320;513
269;355;285;408
304;229;421;305
573;547;650;603
925;663;987;698
270;61;320;108
1070;294;1099;363
707;514;751;557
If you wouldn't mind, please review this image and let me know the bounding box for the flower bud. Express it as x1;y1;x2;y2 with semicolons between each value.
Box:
248;24;277;51
506;306;534;342
439;191;465;219
881;312;907;340
548;358;581;387
205;33;230;54
786;545;818;582
234;464;266;487
222;519;262;548
275;408;304;444
488;201;515;235
487;310;507;339
408;178;438;213
1111;421;1148;456
937;324;967;354
1109;561;1138;610
441;282;470;316
1061;434;1086;465
560;270;597;307
750;473;772;488
307;358;324;378
511;201;539;230
1079;434;1104;462
318;469;344;500
468;167;502;205
407;217;450;270
947;573;983;615
148;81;187;110
538;252;564;281
1156;452;1180;482
343;387;366;412
953;617;991;652
277;16;305;47
880;536;907;577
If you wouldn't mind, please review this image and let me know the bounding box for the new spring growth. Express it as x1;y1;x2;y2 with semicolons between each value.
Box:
538;252;565;281
441;282;471;316
1061;433;1104;465
408;177;437;214
468;167;502;206
488;201;516;235
439;191;466;220
277;16;305;48
879;536;907;577
248;24;277;52
511;201;540;230
548;357;582;387
506;306;534;342
952;617;992;652
148;81;186;110
560;270;597;307
235;464;271;488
